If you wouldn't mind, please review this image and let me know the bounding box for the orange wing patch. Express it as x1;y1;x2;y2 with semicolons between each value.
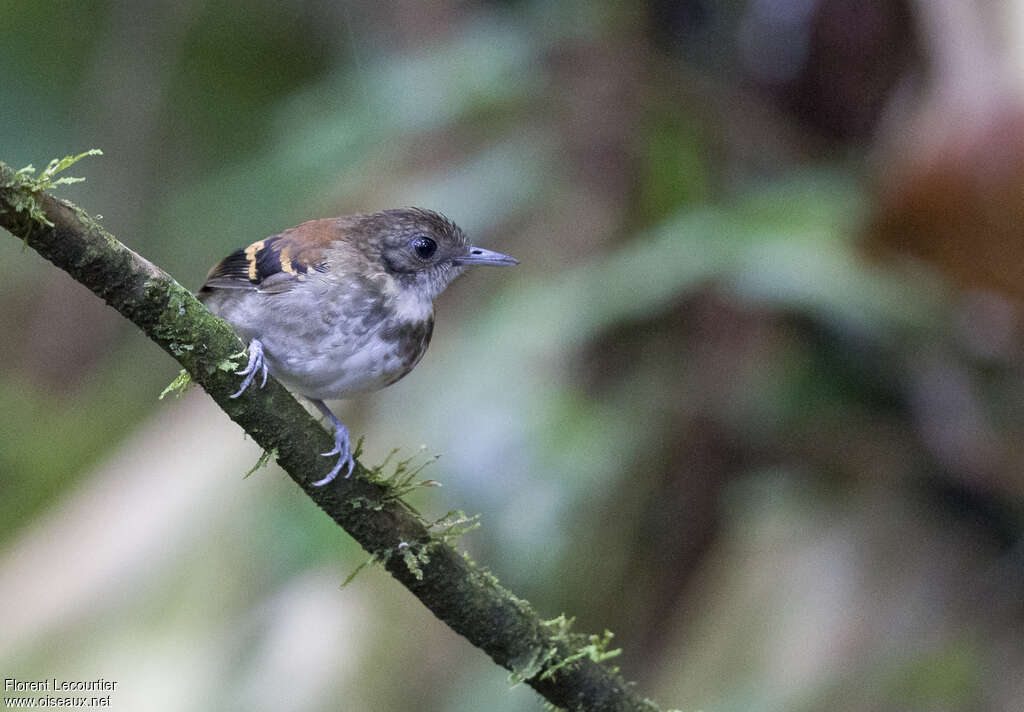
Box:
199;220;339;294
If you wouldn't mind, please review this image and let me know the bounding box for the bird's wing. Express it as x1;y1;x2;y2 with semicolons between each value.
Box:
199;219;338;295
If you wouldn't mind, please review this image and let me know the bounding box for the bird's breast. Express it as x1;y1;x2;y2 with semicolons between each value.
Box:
378;316;435;385
262;307;435;401
212;275;437;401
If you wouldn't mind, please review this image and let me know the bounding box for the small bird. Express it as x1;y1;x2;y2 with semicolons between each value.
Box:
198;208;517;485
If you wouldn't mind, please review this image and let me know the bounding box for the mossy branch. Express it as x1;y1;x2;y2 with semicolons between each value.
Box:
0;158;668;712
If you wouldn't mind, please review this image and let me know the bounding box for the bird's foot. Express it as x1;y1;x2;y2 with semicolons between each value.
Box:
311;400;355;485
230;339;268;398
313;426;354;486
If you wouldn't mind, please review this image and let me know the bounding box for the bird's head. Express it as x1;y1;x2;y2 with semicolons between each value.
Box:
357;208;517;299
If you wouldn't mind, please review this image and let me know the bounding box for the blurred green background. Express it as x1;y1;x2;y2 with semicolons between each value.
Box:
3;1;1024;710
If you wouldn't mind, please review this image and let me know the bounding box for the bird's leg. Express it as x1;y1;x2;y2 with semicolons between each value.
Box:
230;338;269;399
311;399;355;485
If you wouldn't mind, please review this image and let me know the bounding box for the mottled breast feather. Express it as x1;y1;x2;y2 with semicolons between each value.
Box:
381;317;435;385
199;219;341;295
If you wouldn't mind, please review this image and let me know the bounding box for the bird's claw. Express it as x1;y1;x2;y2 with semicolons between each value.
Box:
310;399;355;485
230;339;268;398
312;422;355;485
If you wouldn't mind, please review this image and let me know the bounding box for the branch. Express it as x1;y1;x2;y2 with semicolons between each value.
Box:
0;158;667;712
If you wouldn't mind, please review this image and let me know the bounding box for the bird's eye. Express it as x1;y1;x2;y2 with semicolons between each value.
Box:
411;236;437;260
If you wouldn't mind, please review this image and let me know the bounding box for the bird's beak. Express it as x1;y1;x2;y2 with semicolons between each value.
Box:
454;246;519;266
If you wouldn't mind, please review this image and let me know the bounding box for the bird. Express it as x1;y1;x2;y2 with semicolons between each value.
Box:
198;208;518;486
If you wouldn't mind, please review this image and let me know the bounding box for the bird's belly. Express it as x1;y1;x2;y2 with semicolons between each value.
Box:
260;320;432;401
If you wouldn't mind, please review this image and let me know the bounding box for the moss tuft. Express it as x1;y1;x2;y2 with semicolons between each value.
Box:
0;150;102;234
365;445;443;501
539;629;622;681
159;369;194;400
244;448;278;479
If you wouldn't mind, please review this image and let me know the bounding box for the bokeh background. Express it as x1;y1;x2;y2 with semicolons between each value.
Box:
3;1;1024;710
